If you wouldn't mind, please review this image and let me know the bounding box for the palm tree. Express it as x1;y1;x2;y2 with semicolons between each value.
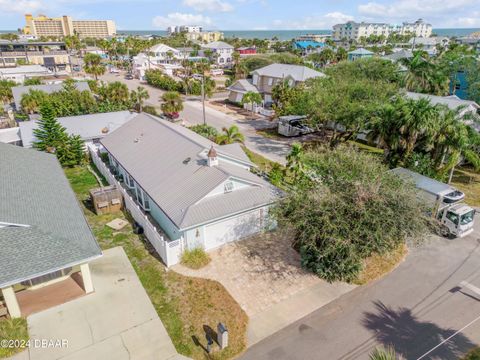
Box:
367;103;401;165
83;53;106;81
160;91;184;117
242;91;263;117
401;51;449;95
20;89;48;114
130;86;150;112
369;346;401;360
285;143;304;181
216;125;245;145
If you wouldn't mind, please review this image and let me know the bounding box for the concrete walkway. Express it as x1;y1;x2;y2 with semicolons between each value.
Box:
15;247;189;360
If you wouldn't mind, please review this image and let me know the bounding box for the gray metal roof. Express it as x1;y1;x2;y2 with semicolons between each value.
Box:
0;143;102;288
12;82;90;110
405;92;480;111
19;111;137;148
227;79;259;94
391;167;455;196
100;113;277;229
348;47;374;55
202;41;234;49
252;64;325;82
383;49;413;62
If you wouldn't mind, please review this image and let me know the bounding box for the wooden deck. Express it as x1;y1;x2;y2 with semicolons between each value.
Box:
17;273;86;317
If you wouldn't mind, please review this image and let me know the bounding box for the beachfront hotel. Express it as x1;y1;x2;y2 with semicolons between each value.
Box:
24;14;116;39
333;18;432;41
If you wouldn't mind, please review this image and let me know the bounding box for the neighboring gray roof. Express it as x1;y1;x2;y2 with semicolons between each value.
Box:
19;111;137;148
0;127;21;144
405;92;480;111
12;82;90;110
0;143;102;288
202;41;234;49
227;79;259;94
100;113;277;229
409;37;448;46
383;49;413;62
252;63;325;82
348;47;374;55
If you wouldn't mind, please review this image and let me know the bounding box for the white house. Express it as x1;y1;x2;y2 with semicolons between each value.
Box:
100;113;279;254
202;41;234;66
0;65;52;83
147;43;182;64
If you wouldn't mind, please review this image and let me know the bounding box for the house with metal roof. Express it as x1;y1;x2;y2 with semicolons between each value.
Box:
11;82;91;111
100;113;279;253
227;79;259;103
249;63;325;103
347;48;374;61
201;41;234;65
0;143;102;318
18;110;137;148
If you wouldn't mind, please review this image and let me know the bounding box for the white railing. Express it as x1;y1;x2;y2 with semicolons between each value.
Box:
88;145;181;266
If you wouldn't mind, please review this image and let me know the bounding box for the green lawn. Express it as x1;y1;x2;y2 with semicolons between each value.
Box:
241;145;280;172
451;167;480;207
64;165;248;360
0;318;29;358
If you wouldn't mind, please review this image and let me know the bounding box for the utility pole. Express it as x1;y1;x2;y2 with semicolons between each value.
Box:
201;71;206;125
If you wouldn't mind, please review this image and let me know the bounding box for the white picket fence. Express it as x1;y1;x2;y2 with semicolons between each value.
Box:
88;145;182;266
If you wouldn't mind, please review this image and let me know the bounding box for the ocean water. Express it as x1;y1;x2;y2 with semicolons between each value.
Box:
1;28;478;40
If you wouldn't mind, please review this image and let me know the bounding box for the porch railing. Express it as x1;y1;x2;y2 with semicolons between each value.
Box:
88;145;182;266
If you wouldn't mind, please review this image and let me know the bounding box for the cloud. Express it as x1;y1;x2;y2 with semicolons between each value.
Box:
0;0;45;13
358;0;480;26
152;12;212;28
271;12;354;30
182;0;233;12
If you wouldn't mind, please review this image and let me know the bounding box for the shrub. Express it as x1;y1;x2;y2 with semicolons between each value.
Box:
189;124;218;141
145;69;182;92
181;248;211;269
276;145;430;282
464;348;480;360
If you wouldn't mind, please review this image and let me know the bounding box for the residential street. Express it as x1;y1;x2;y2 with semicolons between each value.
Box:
241;221;480;360
98;72;290;164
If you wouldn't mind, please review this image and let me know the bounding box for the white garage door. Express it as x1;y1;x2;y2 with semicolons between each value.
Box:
204;208;265;250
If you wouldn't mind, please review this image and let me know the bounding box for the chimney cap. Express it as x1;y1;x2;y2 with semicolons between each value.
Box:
207;145;217;158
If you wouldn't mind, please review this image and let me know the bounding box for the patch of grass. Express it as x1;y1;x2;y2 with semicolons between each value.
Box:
463;347;480;359
181;248;212;269
241;145;278;172
256;127;283;140
353;244;408;285
451;167;480;207
65;165;248;359
348;140;384;155
0;318;29;358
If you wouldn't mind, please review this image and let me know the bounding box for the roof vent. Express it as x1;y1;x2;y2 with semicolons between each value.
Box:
101;127;109;134
183;157;191;165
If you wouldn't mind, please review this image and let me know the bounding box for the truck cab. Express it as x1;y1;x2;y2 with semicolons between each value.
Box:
437;203;475;238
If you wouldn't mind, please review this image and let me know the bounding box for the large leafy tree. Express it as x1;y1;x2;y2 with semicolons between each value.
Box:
276;145;429;282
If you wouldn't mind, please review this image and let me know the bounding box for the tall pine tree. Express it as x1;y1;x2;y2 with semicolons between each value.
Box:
33;102;84;166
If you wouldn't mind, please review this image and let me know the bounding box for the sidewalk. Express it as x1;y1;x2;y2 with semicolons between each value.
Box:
12;247;189;360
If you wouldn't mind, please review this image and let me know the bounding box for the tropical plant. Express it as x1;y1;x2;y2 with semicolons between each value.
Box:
242;91;263;116
369;346;401;360
160;91;183;116
401;51;449;95
0;79;16;104
83;53;106;81
20;89;48;114
23;78;42;86
130;86;150;112
216;125;245;145
189;124;218;141
285;143;304;182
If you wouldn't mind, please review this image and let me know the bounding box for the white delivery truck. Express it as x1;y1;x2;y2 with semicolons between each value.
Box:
392;167;475;238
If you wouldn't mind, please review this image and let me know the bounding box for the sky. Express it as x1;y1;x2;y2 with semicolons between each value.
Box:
1;0;480;30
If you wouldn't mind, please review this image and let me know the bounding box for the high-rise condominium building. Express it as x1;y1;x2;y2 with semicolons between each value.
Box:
167;25;203;34
332;18;432;41
24;14;116;39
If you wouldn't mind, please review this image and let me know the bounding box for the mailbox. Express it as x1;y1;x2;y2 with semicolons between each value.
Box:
217;322;228;349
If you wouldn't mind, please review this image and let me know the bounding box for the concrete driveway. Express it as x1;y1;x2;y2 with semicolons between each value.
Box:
19;247;187;360
173;232;355;345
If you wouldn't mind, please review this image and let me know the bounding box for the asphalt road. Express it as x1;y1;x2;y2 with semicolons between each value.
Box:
241;220;480;360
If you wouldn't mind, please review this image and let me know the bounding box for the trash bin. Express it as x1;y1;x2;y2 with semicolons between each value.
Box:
133;222;144;235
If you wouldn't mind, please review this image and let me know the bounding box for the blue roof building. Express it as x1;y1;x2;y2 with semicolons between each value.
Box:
294;41;325;52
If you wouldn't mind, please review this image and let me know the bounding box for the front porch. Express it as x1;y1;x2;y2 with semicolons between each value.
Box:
1;263;94;319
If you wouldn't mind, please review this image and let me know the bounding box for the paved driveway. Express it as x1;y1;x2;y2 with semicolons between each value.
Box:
173;232;354;345
18;247;187;360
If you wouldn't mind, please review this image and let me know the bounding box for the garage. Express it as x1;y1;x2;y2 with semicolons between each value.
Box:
204;208;266;250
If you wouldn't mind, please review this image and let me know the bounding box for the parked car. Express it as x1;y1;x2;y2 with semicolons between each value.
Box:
110;68;120;74
125;73;134;80
164;112;180;120
72;65;81;72
192;73;203;80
